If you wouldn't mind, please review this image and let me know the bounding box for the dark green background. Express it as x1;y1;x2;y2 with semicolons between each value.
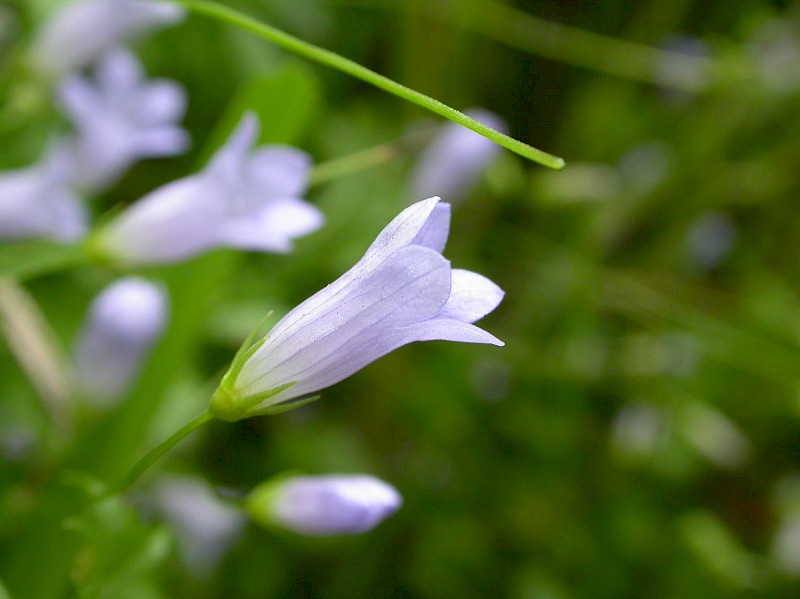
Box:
2;0;800;597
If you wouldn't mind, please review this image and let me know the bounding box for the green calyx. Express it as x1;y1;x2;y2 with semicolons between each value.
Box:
209;381;297;422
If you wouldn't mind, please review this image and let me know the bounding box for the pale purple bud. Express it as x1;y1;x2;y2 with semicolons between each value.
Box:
31;0;185;76
58;47;189;193
96;112;323;264
153;476;246;576
412;109;506;202
247;474;402;536
211;197;504;420
0;146;87;242
74;277;168;403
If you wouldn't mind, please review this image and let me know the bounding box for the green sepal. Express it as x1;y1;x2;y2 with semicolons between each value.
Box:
244;471;302;529
216;310;276;393
209;381;297;422
255;394;320;416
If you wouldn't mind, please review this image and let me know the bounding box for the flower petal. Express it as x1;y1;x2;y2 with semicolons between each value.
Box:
132;126;191;156
412;201;450;253
256;198;444;347
400;318;504;346
438;268;504;323
237;245;452;399
219;197;324;252
58;77;101;124
100;175;227;263
135;80;187;123
206;112;259;188
247;146;312;199
361;197;444;266
96;47;142;100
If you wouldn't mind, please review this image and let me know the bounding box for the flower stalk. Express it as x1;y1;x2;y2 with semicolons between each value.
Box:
108;409;214;497
169;0;565;169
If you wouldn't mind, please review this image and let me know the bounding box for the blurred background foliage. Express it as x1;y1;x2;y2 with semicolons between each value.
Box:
2;0;800;597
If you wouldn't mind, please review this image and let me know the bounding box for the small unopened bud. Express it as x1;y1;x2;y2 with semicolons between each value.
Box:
246;474;402;536
74;277;168;403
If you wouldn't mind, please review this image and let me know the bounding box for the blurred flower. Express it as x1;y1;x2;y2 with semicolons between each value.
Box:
0;146;86;242
610;403;669;461
656;36;710;99
685;211;737;271
773;516;800;578
749;19;800;94
31;0;185;76
210;197;504;421
412;109;505;202
246;474;401;536
618;141;671;195
74;277;168;403
95;112;322;264
58;47;189;193
153;476;245;576
677;400;750;470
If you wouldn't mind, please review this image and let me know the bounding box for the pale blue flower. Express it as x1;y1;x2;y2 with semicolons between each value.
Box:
412;108;506;202
246;474;402;536
95;113;323;264
32;0;185;76
153;475;245;576
211;197;504;420
0;146;86;242
74;277;168;403
58;48;189;193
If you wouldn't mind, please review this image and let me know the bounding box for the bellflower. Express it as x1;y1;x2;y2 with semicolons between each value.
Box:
58;48;189;193
246;474;402;536
31;0;185;76
153;476;245;575
0;147;86;242
94;112;323;264
210;197;504;421
412;109;506;202
73;277;168;403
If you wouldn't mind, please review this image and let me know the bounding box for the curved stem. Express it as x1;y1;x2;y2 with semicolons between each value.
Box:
170;0;564;170
107;410;214;497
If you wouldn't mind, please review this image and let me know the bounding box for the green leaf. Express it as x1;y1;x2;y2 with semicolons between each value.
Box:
0;241;87;281
67;498;171;599
200;64;322;163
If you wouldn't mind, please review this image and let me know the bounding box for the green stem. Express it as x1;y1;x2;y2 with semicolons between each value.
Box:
333;0;710;91
456;0;710;91
171;0;564;170
107;410;214;496
310;127;433;185
0;241;90;281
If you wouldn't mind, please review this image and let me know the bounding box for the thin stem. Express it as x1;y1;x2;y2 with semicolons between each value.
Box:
456;0;710;91
332;0;711;92
0;241;90;281
310;127;434;185
107;410;214;497
170;0;564;170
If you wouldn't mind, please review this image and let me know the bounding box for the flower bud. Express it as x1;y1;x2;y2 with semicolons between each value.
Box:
412;108;506;202
246;474;402;536
74;277;168;403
